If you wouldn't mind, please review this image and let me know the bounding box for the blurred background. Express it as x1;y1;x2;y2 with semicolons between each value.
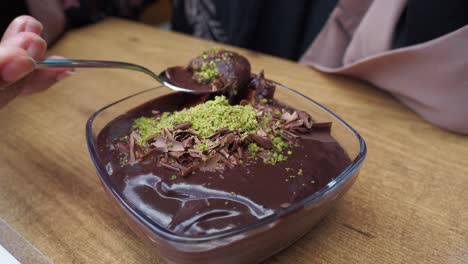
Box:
0;0;340;61
1;0;467;62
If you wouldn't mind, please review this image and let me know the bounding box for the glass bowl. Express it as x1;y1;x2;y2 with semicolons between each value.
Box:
86;83;367;264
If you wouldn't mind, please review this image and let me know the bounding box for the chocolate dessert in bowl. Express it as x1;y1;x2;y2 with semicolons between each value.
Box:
87;48;366;264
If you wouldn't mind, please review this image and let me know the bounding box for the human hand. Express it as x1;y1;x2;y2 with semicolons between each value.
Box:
0;16;73;108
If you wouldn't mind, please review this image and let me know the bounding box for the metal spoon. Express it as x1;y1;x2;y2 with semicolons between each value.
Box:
35;59;201;94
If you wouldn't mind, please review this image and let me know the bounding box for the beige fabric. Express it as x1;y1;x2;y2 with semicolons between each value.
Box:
300;0;468;134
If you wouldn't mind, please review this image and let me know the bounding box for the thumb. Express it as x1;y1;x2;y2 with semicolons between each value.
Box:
0;46;35;86
0;46;35;108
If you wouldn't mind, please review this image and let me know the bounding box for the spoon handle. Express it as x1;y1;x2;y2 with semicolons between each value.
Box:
36;59;201;94
36;59;161;81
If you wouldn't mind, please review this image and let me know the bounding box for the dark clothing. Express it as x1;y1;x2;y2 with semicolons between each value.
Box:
65;0;154;28
172;0;468;60
0;0;153;35
171;0;337;60
392;0;468;48
1;0;466;60
0;1;29;34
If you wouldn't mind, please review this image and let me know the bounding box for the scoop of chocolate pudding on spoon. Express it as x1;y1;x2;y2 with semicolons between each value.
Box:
163;48;251;94
35;48;250;94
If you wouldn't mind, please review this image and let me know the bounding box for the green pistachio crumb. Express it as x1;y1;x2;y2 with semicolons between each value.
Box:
248;143;261;155
261;116;272;132
194;61;219;82
230;192;237;196
133;96;258;143
263;152;287;165
272;137;289;152
195;142;210;152
287;150;293;155
170;175;177;180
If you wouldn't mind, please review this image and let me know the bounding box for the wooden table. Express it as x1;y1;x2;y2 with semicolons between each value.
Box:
1;18;467;264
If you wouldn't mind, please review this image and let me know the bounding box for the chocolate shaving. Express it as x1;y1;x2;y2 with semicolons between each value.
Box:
181;164;198;177
167;139;185;152
134;144;145;157
168;151;186;159
208;128;230;139
115;142;129;154
237;147;244;160
174;130;198;141
219;149;230;159
128;131;139;163
282;130;300;139
231;138;242;151
138;148;161;161
159;162;180;172
248;134;273;149
152;136;168;152
188;149;205;158
256;151;271;160
182;136;195;149
284;119;304;130
312;122;332;130
199;154;223;172
162;152;169;163
282;111;298;123
171;162;188;171
297;111;313;129
248;70;276;101
211;79;225;91
228;155;239;166
293;127;311;133
257;125;268;137
243;88;257;105
219;133;236;148
163;128;175;141
220;155;234;169
174;122;192;130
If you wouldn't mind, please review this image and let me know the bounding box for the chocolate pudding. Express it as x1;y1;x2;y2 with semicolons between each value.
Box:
96;49;351;238
165;48;251;94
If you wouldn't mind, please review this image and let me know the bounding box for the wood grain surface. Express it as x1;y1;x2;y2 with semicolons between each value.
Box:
0;19;467;264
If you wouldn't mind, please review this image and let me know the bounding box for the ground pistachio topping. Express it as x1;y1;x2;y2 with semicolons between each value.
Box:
194;60;220;82
120;80;326;176
134;96;258;142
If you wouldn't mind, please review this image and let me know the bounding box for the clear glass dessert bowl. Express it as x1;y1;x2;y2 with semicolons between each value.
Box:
86;83;367;264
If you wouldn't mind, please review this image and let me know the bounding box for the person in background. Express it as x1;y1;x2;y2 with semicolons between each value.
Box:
1;0;467;133
0;0;153;45
172;0;468;134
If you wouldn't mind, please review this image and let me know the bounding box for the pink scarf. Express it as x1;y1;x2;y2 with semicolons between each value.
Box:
300;0;468;134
